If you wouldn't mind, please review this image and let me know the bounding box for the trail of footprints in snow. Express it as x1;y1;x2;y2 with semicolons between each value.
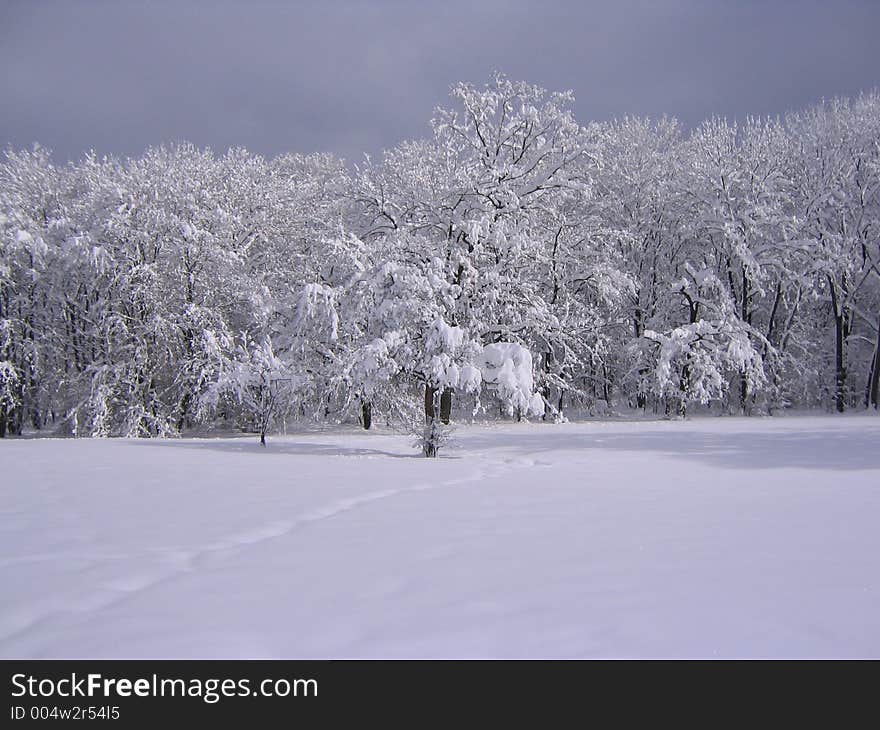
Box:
0;454;541;646
0;459;528;642
195;458;522;560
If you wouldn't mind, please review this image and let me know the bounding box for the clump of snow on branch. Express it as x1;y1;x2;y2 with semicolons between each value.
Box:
479;343;545;418
423;317;482;392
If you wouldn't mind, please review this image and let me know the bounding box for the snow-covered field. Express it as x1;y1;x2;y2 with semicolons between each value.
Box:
2;415;879;658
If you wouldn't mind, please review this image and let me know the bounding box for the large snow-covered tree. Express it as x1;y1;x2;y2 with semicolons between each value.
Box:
1;78;878;441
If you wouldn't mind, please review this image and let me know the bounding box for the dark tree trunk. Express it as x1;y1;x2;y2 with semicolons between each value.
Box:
260;429;266;447
634;309;649;410
829;281;851;413
740;374;749;415
361;399;372;430
177;392;191;433
439;388;452;425
541;350;552;421
424;384;436;422
0;413;6;438
10;405;23;435
679;362;690;418
867;321;880;409
740;270;751;412
424;385;452;425
834;312;849;413
422;384;441;458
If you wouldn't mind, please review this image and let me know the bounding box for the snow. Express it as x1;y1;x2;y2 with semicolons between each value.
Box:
348;337;400;394
458;363;482;394
426;317;465;354
292;283;339;342
478;342;543;417
2;414;879;658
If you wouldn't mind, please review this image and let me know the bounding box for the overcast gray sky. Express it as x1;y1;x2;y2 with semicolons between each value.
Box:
2;0;879;163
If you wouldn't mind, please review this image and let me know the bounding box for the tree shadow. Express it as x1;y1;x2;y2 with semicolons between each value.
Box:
123;421;879;470
462;425;880;471
127;437;426;460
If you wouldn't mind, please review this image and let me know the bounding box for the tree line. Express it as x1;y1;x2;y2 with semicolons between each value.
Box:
1;74;879;452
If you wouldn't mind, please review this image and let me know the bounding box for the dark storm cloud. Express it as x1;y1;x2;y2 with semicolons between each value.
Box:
1;0;879;163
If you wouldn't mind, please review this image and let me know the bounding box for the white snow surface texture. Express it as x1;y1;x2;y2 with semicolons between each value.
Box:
2;415;879;658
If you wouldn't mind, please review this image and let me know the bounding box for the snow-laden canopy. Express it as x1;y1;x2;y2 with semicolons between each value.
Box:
478;343;544;418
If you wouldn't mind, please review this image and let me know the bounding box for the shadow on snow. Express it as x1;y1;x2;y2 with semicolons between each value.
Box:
127;437;426;460
124;422;879;471
461;426;880;472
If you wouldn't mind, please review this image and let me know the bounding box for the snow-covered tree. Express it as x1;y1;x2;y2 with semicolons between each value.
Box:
0;77;877;442
786;94;880;411
205;335;298;446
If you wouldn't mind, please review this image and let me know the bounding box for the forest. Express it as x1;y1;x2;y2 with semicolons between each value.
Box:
1;74;879;453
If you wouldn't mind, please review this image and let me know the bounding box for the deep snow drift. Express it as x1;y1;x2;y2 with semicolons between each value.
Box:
2;415;879;658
